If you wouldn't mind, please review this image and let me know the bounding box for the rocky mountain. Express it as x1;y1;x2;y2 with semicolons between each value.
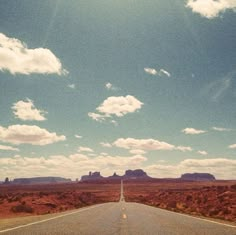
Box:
13;177;71;184
80;169;150;182
180;173;216;181
124;169;150;179
80;172;104;181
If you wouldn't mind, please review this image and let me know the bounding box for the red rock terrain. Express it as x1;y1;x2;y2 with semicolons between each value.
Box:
0;180;235;223
124;180;236;222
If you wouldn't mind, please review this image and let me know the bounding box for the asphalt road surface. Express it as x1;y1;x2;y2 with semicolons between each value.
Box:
0;181;235;235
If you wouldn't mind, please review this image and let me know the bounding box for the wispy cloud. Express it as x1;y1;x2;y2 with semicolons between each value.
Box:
198;150;208;155
75;135;82;139
144;67;171;77
186;0;236;19
144;68;158;75
78;146;94;153
228;144;236;149
212;127;232;132
12;98;47;121
100;142;112;148
0;144;19;151
105;82;117;91
68;84;75;89
182;128;206;135
0;33;67;75
201;71;236;102
113;137;192;152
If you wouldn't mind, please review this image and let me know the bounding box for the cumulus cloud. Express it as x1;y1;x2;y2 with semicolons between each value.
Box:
78;146;94;153
0;153;147;179
1;155;234;180
186;0;236;19
182;128;206;135
100;142;112;148
12;98;47;121
198;150;208;155
145;158;236;179
0;125;66;145
0;33;67;75
228;144;236;149
0;144;19;151
113;138;192;152
88;95;143;122
144;67;171;77
129;149;147;155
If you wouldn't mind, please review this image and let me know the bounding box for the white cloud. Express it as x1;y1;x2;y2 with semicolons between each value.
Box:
97;95;143;117
198;150;208;155
0;145;19;151
110;120;118;126
0;125;66;145
145;158;236;179
129;149;147;155
113;138;175;151
182;127;206;135
0;153;147;179
144;67;158;75
75;135;82;139
12;98;47;121
144;67;171;77
113;138;192;152
78;146;94;153
1;155;234;180
88;112;107;122
100;142;112;148
176;146;193;152
212;126;232;131
186;0;236;19
229;144;236;149
68;84;75;89
89;95;143;122
160;69;171;77
0;33;67;75
105;82;117;91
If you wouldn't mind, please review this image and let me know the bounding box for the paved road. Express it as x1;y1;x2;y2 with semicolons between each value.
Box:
0;202;235;235
0;181;235;235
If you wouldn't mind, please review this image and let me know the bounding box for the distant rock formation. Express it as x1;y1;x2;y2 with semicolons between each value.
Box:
123;169;150;179
80;169;150;182
80;172;104;182
180;173;216;181
13;177;71;184
107;172;122;180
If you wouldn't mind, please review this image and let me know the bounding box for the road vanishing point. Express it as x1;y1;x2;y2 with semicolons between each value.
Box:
0;181;235;235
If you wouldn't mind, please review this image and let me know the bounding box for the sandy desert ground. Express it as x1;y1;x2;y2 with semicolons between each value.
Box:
0;180;235;223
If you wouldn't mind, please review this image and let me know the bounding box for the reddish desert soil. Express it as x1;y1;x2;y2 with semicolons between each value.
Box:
124;180;236;222
0;180;235;223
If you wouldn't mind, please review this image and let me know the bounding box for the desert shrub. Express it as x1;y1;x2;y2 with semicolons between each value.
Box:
167;200;177;208
186;195;192;201
11;204;34;213
230;184;236;191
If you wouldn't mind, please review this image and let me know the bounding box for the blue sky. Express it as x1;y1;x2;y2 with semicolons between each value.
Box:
0;0;236;180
